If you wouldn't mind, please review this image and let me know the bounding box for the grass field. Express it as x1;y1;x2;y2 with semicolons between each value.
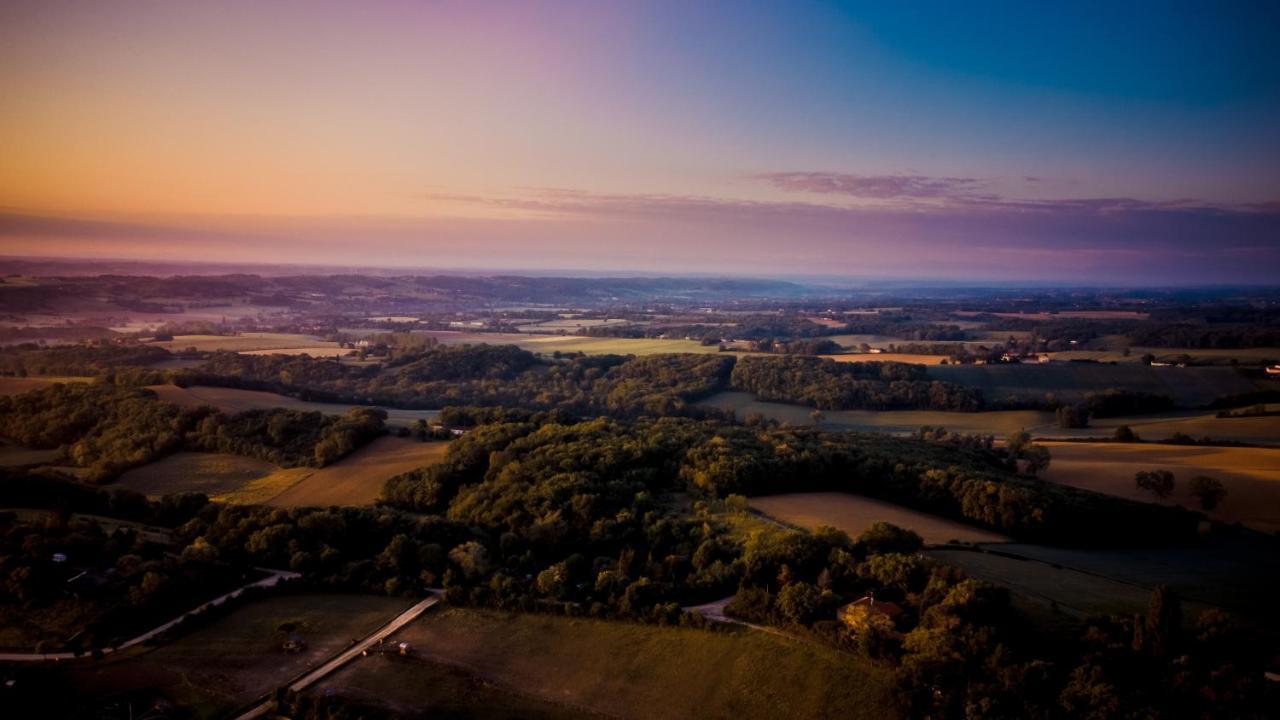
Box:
0;439;61;466
317;607;897;720
698;391;1051;436
0;375;92;396
929;363;1260;406
1037;409;1280;446
820;352;947;365
1041;442;1280;533
427;330;727;355
265;436;449;507
1047;347;1280;365
750;492;1009;545
64;594;412;720
147;384;439;427
151;332;342;354
115;452;279;498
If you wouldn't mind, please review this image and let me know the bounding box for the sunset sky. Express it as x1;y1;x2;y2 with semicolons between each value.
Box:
2;1;1278;283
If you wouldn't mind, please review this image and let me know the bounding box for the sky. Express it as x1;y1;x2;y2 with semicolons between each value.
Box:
1;0;1278;284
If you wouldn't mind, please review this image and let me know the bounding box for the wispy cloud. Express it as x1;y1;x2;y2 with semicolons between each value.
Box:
752;172;989;200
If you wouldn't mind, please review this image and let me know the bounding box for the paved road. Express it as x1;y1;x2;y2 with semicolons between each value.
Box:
683;596;791;638
234;594;439;720
0;569;300;663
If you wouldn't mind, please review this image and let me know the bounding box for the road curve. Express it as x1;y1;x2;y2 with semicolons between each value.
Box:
0;569;300;663
234;594;439;720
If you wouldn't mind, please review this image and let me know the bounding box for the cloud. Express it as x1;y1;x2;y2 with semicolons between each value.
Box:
751;172;989;200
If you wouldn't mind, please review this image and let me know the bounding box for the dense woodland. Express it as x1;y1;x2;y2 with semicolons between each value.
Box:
0;383;385;480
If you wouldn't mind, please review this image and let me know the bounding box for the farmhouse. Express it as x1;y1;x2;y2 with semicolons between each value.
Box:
838;595;902;635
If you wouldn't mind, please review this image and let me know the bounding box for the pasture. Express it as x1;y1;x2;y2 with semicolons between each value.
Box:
820;352;947;365
63;594;412;720
265;436;449;507
1038;408;1280;446
0;439;60;466
0;375;92;396
1041;442;1280;533
1047;347;1280;365
750;492;1009;545
698;391;1051;436
147;384;440;427
319;607;895;720
928;363;1259;406
150;332;342;354
426;330;725;356
114;452;279;498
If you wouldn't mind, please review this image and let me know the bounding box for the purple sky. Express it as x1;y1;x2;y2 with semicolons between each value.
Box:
1;1;1277;283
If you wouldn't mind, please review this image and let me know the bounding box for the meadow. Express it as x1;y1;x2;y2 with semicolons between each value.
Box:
0;375;91;396
114;452;279;498
749;492;1010;545
151;332;342;354
264;436;449;507
147;384;440;427
318;607;896;720
820;352;948;365
426;330;726;356
1041;442;1280;533
698;390;1051;436
1039;409;1280;446
62;594;412;720
928;363;1260;406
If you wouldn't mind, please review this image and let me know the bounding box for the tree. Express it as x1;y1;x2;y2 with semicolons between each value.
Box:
1188;476;1227;510
1135;470;1175;499
858;522;923;556
1112;425;1139;443
809;409;825;426
1056;404;1088;429
776;581;820;624
1021;443;1051;475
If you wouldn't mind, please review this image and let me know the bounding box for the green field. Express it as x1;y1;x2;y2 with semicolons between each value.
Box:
750;492;1009;545
928;363;1261;406
265;436;449;507
698;391;1051;436
147;384;440;426
151;332;343;354
115;452;279;498
317;607;897;720
428;330;728;356
1042;442;1280;533
0;375;92;396
63;594;413;720
1036;408;1280;446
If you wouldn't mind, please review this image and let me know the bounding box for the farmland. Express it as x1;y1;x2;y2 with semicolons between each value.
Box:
61;594;412;720
820;352;947;365
928;363;1261;406
114;452;279;498
150;332;343;355
1041;442;1280;533
750;492;1010;545
426;330;727;356
265;436;449;507
147;384;439;426
1038;408;1280;446
315;607;895;720
0;375;91;396
698;390;1051;436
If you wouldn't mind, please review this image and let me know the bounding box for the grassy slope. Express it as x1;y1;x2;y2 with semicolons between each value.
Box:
266;436;449;507
114;452;279;498
64;594;412;720
1041;441;1280;533
322;607;898;720
751;492;1010;545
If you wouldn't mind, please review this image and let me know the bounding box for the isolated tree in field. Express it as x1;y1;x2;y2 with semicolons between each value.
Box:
809;409;824;426
1113;425;1139;442
1135;469;1175;499
1188;475;1227;510
1055;404;1088;429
